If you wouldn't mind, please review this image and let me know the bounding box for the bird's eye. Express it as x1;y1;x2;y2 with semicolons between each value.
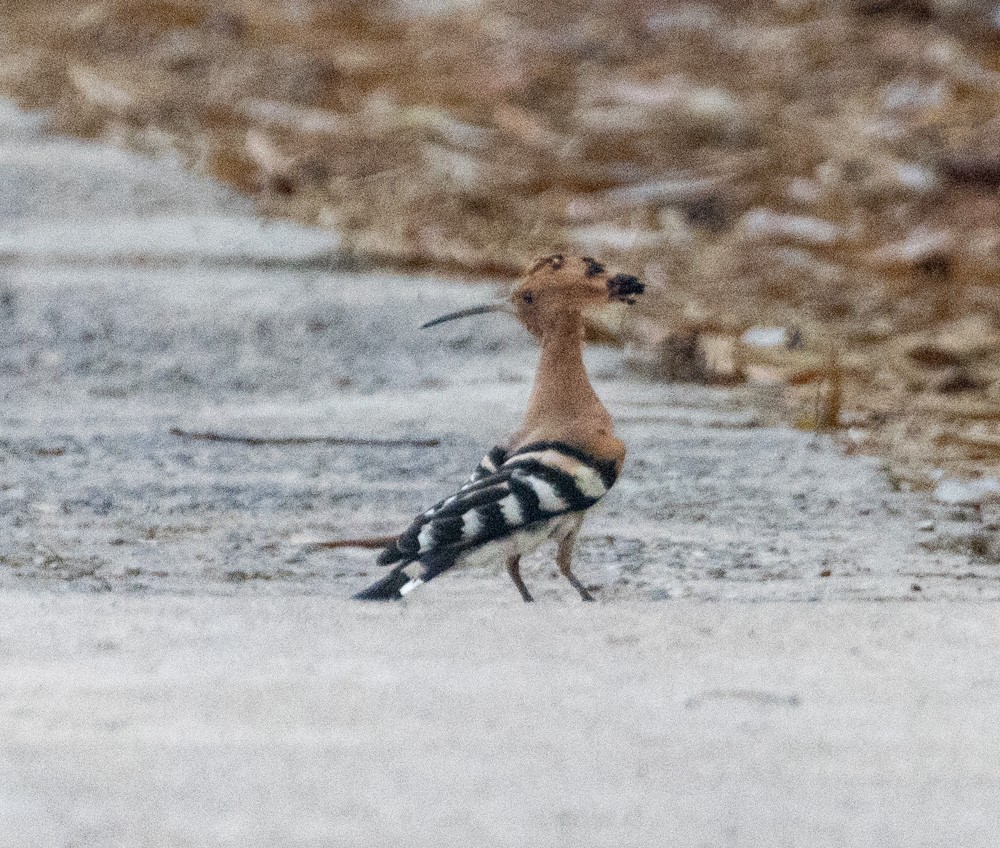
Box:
521;292;535;304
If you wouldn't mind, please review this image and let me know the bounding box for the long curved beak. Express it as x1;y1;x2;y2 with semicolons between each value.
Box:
420;302;511;329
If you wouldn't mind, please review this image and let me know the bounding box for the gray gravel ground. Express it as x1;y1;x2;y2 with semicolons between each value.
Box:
3;100;1000;847
4;261;989;601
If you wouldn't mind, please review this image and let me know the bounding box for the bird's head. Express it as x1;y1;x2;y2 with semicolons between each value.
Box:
421;254;645;337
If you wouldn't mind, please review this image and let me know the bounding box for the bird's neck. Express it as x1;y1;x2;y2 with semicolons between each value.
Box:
517;311;614;443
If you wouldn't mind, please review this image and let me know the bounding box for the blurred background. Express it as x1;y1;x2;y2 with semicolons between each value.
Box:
2;0;1000;482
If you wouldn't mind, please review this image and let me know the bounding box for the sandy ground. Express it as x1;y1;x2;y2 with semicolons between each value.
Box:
3;100;1000;846
4;597;1000;848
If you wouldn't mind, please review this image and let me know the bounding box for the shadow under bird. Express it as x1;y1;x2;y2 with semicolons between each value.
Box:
354;254;645;602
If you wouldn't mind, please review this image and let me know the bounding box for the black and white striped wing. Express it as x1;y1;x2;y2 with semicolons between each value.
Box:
376;441;618;570
355;442;620;599
462;445;508;487
376;444;507;567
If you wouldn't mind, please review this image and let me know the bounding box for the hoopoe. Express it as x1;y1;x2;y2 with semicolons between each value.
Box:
354;254;644;602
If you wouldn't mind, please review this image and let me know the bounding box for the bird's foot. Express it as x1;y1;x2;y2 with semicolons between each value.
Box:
566;574;595;602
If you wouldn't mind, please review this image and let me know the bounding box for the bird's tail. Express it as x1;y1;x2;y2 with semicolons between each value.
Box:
353;564;415;601
353;554;452;601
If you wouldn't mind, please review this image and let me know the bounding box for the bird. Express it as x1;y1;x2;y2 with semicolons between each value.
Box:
353;254;644;602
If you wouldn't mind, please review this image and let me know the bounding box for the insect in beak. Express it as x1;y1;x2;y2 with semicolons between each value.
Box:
606;274;644;304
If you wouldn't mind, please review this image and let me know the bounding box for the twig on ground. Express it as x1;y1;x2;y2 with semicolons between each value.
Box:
168;427;440;448
305;535;398;550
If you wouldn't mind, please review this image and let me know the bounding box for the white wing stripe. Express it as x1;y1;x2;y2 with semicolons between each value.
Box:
417;525;435;552
527;477;567;513
506;449;578;475
399;577;424;596
573;465;607;499
462;510;482;540
499;495;523;526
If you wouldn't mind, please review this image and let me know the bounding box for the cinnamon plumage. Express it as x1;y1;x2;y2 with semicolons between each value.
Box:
354;254;644;602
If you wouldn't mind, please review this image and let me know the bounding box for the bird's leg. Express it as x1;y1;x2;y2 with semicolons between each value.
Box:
556;532;594;602
506;555;533;602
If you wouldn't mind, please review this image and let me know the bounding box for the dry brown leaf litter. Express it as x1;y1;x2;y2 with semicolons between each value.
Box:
2;0;1000;486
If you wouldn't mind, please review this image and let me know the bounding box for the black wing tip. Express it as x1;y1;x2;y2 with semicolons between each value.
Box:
377;547;404;566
